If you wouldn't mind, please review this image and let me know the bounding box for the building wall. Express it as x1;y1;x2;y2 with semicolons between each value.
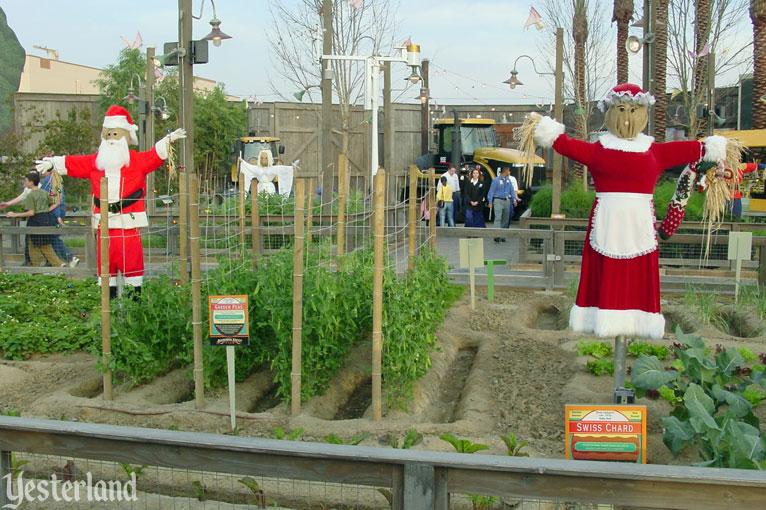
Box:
18;55;102;95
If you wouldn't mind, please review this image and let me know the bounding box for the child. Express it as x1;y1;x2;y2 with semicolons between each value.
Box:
436;175;455;226
5;171;65;267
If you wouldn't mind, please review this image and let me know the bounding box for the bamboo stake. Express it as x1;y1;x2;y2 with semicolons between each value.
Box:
291;178;306;417
305;178;314;245
99;178;112;401
189;174;204;409
337;154;347;259
238;173;246;259
251;187;259;270
408;164;417;271
372;169;385;421
178;172;189;285
429;168;437;252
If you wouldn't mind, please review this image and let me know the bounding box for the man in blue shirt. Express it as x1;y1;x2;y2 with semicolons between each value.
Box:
487;167;518;242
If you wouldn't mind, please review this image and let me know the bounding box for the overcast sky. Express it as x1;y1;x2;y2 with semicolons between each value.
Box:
2;0;753;108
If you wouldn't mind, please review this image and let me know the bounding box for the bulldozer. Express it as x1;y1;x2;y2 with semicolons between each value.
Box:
415;111;546;219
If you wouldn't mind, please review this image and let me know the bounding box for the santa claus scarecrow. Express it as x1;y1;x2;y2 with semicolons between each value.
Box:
35;105;185;298
520;83;739;340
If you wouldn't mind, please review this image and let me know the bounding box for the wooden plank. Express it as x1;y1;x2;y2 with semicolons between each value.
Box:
403;463;434;510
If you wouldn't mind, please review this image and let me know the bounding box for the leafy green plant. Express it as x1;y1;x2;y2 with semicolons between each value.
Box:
738;347;759;363
575;339;613;359
586;359;615;376
269;427;304;441
191;481;206;501
323;432;369;445
630;327;766;469
118;462;147;480
500;433;529;457
627;340;669;360
684;284;720;325
439;433;488;454
381;428;424;449
10;454;29;480
239;477;266;508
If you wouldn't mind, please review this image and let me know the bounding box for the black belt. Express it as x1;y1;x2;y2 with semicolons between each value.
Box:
495;197;510;200
95;188;144;214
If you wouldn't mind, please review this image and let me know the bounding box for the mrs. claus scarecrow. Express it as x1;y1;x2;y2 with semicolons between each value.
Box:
520;83;739;341
35;105;186;299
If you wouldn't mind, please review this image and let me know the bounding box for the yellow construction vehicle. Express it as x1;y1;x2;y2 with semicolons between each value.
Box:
230;136;285;183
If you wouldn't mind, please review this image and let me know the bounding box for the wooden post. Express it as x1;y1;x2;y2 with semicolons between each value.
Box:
291;178;306;417
305;178;314;245
178;172;189;285
408;165;418;271
99;178;113;401
372;169;386;421
429;168;437;252
251;188;259;270
189;174;204;409
238;173;246;258
337;154;347;259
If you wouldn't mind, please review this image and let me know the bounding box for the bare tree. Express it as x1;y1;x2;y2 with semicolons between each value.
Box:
266;0;401;167
665;0;751;138
751;0;766;128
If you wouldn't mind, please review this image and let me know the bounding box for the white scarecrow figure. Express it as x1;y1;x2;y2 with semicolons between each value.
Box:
239;149;295;197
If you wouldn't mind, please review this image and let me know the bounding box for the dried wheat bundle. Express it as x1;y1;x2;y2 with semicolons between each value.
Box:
701;167;733;259
517;112;542;188
49;167;63;201
166;138;177;180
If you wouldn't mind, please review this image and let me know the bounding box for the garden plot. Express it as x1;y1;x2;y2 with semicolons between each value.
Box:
1;288;764;471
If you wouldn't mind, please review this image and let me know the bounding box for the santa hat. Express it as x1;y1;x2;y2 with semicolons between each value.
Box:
102;105;139;145
597;83;656;113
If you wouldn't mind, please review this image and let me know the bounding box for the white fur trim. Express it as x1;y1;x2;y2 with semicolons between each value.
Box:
533;116;565;148
702;135;727;162
597;90;656;112
123;276;143;286
52;156;68;175
155;136;170;160
103;115;139;145
598;132;653;152
98;276;118;287
569;305;665;340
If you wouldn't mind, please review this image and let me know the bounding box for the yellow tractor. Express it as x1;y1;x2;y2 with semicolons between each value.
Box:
230;136;285;184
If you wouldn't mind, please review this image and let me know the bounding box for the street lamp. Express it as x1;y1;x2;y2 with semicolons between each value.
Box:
153;96;171;120
201;0;231;47
504;28;564;214
322;42;422;189
123;73;142;104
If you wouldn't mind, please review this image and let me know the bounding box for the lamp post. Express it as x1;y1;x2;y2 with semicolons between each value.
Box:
322;43;422;190
504;27;564;214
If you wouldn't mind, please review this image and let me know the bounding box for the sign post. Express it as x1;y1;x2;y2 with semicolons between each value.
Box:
565;404;647;463
459;238;484;309
208;295;250;430
728;232;752;303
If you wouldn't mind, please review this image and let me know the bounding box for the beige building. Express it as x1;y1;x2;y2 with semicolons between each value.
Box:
18;53;219;95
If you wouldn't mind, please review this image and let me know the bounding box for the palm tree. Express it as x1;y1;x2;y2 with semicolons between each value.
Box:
653;0;669;142
573;0;588;185
693;0;711;138
751;0;766;129
612;0;634;84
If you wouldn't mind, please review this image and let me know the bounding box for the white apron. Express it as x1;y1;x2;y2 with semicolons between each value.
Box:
589;192;657;259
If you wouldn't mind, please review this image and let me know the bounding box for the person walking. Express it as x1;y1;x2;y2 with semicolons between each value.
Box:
463;167;486;228
5;171;65;267
438;165;461;224
487;167;517;242
436;175;455;227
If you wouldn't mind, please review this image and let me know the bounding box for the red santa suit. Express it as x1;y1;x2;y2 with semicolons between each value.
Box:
45;106;175;288
533;108;727;340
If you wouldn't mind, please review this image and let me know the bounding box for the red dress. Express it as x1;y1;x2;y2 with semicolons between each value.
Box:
550;131;705;340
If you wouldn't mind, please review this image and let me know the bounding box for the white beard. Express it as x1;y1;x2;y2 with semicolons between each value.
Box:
95;137;130;173
95;137;130;201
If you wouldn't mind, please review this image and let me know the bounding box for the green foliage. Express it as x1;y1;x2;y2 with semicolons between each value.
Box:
439;433;489;453
738;348;759;363
0;273;100;360
575;339;613;359
684;284;720;325
191;480;206;501
627;340;669;360
382;251;464;407
586;359;614;376
653;179;706;221
528;184;596;218
10;453;28;480
381;429;424;449
324;432;369;445
738;283;766;320
269;427;304;441
500;433;529;457
0;10;25;135
630;327;766;469
118;462;147;480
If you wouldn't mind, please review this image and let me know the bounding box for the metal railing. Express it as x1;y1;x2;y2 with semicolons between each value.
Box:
0;417;764;509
